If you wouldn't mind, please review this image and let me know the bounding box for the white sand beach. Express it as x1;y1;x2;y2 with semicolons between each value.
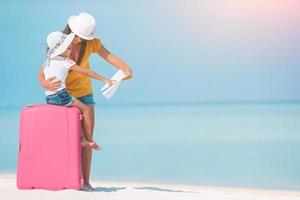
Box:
1;173;300;200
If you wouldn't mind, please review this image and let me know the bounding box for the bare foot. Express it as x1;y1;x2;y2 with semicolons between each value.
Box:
88;141;101;151
81;183;94;192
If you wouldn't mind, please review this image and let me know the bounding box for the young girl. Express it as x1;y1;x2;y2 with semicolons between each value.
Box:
43;31;115;150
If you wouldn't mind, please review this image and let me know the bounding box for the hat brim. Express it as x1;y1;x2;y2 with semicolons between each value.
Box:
68;16;95;40
49;33;75;59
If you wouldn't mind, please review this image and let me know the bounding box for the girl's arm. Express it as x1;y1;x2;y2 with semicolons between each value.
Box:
97;45;133;80
38;66;61;91
70;64;114;84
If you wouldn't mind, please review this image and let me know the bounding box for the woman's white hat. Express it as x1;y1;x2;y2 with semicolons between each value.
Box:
68;12;96;40
47;32;75;59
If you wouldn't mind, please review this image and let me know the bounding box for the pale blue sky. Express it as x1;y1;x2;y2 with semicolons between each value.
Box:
1;0;299;107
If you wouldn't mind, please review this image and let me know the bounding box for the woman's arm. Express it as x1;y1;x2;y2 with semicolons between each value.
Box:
70;64;115;84
38;66;61;91
97;45;133;80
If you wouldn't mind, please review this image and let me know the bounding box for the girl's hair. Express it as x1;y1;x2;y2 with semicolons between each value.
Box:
62;25;87;65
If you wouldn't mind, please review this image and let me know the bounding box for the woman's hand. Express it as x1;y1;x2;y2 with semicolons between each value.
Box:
122;68;133;81
97;45;133;81
122;73;133;80
44;77;62;91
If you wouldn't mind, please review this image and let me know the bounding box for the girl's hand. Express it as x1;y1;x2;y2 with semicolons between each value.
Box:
45;77;61;91
105;79;117;85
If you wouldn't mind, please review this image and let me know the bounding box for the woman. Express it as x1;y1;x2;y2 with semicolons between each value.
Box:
38;12;133;191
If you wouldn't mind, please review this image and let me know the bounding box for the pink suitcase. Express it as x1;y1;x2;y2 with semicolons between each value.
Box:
17;104;82;190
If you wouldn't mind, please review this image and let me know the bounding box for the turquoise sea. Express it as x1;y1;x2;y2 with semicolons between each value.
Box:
1;103;300;190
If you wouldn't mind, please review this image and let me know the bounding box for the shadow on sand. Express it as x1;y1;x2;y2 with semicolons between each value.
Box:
93;186;127;192
134;186;198;194
85;185;197;194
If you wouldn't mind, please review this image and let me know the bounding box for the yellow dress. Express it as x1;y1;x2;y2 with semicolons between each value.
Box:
65;38;101;98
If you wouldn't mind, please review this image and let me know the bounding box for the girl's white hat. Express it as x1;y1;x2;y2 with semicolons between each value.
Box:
47;32;75;59
68;12;96;40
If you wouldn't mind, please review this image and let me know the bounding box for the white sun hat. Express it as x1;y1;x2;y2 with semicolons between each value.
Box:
47;31;75;59
68;12;96;40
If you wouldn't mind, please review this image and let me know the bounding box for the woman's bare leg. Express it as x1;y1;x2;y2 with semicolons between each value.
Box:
80;126;89;147
81;105;95;186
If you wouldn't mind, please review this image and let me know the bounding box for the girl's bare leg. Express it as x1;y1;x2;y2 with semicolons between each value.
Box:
69;99;100;150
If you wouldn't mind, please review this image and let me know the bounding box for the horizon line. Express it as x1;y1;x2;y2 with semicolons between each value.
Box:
1;100;300;109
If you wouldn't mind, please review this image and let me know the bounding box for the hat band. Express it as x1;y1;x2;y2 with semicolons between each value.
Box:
47;34;67;58
75;30;94;38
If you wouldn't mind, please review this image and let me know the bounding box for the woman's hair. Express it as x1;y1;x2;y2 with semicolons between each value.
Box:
63;25;87;65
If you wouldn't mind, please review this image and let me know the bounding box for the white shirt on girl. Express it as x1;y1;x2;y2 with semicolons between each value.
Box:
43;56;76;96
